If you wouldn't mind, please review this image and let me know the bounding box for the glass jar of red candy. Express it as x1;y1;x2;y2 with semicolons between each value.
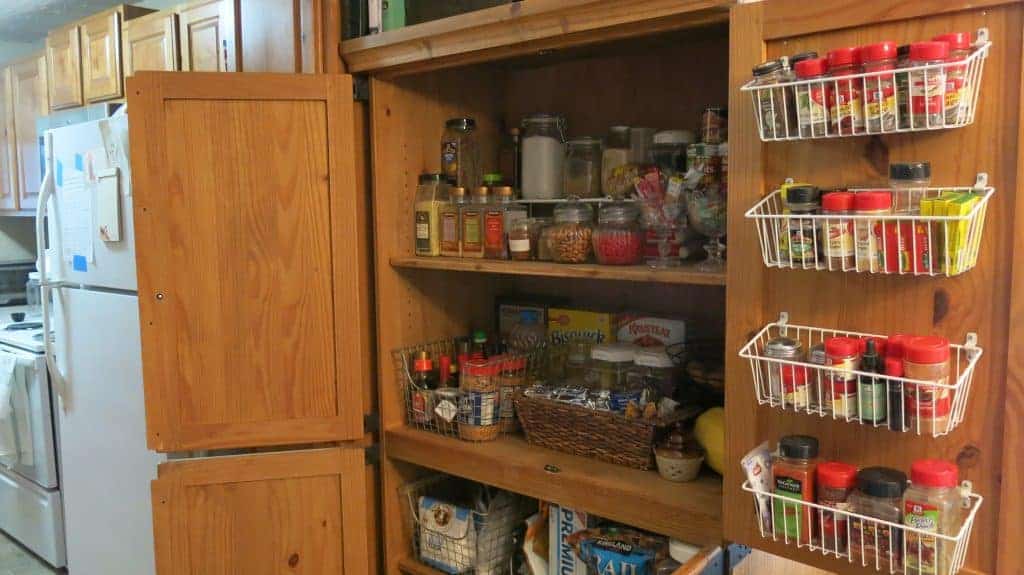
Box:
593;203;643;265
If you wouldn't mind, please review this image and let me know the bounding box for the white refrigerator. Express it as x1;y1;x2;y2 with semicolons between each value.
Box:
37;109;164;575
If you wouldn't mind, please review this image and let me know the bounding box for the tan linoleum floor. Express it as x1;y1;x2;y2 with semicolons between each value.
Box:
0;532;57;575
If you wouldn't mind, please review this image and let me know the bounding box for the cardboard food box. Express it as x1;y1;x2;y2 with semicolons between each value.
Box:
547;308;617;346
548;505;599;575
945;191;980;275
615;315;686;348
497;300;550;341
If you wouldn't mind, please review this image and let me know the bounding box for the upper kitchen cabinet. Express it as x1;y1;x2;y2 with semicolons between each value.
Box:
0;68;16;211
10;53;48;212
122;11;180;76
81;6;156;102
178;0;238;72
46;24;83;110
237;0;319;73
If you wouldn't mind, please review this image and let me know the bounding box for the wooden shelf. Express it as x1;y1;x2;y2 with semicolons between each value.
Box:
384;428;723;545
397;557;445;575
340;0;731;76
390;256;726;286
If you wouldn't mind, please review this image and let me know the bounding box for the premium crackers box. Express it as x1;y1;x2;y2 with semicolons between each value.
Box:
548;505;598;575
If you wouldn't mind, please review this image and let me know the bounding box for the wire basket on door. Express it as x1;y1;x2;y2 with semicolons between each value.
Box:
744;174;994;277
400;474;532;575
740;28;991;141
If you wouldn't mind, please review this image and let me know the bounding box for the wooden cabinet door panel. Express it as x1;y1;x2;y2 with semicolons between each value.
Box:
127;72;366;451
123;12;179;76
46;25;83;110
151;448;369;575
179;0;237;72
0;68;16;210
81;10;124;102
11;54;47;212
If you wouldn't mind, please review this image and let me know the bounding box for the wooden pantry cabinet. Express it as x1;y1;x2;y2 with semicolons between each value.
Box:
9;53;48;212
122;11;180;76
178;0;238;72
0;68;15;211
45;24;83;110
125;1;1024;574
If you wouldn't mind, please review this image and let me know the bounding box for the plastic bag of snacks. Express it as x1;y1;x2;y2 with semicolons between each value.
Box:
567;527;668;575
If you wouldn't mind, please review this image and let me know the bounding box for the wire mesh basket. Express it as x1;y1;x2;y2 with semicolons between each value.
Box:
742;479;983;575
401;474;532;575
740;28;991;141
744;174;993;277
739;313;983;437
392;339;542;442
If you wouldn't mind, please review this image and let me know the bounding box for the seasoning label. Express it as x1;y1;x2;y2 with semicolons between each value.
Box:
910;69;946;122
773;475;811;541
855;219;879;271
859;380;887;423
789;220;816;263
461;390;499;425
904;500;941;574
824;220;855;258
415;210;432;253
461;211;482;252
797;85;828;131
828;81;864;133
441;140;459;182
943;76;967;123
411;389;434;424
865;80;897;130
484;210;505;253
440;211;460;253
850;517;900;565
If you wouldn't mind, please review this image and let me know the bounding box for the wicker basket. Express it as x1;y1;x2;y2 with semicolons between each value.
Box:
515;394;688;469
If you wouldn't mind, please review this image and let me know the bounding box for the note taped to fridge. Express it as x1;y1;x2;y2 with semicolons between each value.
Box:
96;169;121;242
60;170;94;264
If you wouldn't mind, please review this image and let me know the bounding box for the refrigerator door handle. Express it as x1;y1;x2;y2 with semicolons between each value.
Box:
35;132;65;402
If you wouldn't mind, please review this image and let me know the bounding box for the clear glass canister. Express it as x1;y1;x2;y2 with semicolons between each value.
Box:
601;126;631;198
548;200;594;263
521;113;566;200
532;217;554;261
593;203;642;266
508;218;532;261
564;137;603;198
586;343;637;393
752;60;789;139
908;41;949;128
649;130;693;174
630;347;678;399
441;118;480;188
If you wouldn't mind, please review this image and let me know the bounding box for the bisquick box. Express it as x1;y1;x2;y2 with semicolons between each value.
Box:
548;505;599;575
547;308;617;346
615;315;686;348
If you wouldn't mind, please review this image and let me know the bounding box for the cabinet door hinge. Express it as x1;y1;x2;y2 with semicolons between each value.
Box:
363;412;379;434
364;444;380;466
353;75;369;102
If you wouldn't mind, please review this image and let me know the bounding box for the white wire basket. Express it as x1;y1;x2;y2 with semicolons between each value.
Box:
744;174;994;277
738;313;983;437
742;478;983;575
740;29;991;141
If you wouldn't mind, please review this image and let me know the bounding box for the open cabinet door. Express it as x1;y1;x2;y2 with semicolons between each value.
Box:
151;447;369;574
127;72;368;452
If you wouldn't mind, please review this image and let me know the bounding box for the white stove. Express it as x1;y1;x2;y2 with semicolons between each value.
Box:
0;306;45;354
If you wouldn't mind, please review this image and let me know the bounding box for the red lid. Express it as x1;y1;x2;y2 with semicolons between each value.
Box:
465;360;494;376
910;459;959;488
933;32;970;51
909;41;950;62
827;47;859;68
439;355;451;383
782;366;808;388
794;57;829;78
414;358;433;372
907;394;953;417
826;336;861;358
821;191;855;211
853;190;893;211
885;356;904;377
887;334;911;358
904;336;951;364
861;41;898;63
818;461;859;489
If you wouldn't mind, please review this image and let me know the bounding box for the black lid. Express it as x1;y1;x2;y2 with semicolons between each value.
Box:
889;162;931;181
753;60;783;76
419;173;444;184
786;185;821;204
789;51;819;66
857;467;908;498
445;117;477;130
897;44;911;57
779;435;819;459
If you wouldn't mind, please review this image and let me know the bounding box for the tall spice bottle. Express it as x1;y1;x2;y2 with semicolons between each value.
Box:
461;187;488;258
484;187;513;259
414;174;448;257
439;187;466;257
773;435;819;545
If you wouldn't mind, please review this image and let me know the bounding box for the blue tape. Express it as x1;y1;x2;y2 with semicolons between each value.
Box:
72;255;87;272
55;161;63;187
74;153;83;171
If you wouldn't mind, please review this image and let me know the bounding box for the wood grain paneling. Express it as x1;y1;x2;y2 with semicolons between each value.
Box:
238;0;301;72
46;24;83;110
128;72;365;451
152;447;369;575
724;4;1022;574
123;11;180;75
178;0;237;72
10;54;47;211
80;9;124;102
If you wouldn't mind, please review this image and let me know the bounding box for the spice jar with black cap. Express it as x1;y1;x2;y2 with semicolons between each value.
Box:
772;435;820;545
784;185;821;265
849;467;908;564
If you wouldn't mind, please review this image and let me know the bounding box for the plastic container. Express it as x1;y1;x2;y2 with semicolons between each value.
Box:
564;137;603;198
903;336;952;433
794;57;830;138
904;459;962;575
441;118;480;188
414;173;448;256
548;200;594;264
601;126;631;197
817;461;859;554
649;130;693;174
933;32;971;124
825;336;860;419
785;185;821;265
508;218;532;261
772;435;819;545
585;343;637;391
849;467;908;564
853;190;893;273
862;41;899;132
461;187;488;258
630;346;678;399
439;187;466;257
593;203;642;265
764;337;804;400
909;42;950;128
752;60;790;139
820;191;856;269
827;47;864;135
521;114;566;199
484;186;514;259
890;161;932;214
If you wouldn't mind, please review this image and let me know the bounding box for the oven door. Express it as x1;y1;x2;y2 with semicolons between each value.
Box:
0;346;57;489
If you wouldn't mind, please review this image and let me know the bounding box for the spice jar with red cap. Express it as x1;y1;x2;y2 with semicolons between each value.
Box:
908;41;950;127
862;41;899;132
903;336;952;433
782;365;810;409
825;336;860;419
827;47;865;135
904;459;963;575
933;32;972;124
853;190;893;273
794;57;830;137
820;191;856;269
817;461;859;554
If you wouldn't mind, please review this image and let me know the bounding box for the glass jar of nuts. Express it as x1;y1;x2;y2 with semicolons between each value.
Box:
548;199;594;263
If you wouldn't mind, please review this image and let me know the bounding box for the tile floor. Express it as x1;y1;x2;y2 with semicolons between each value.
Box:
0;532;57;575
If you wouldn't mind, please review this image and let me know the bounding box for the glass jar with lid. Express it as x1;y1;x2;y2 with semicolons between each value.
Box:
547;200;594;263
532;217;554;261
564;137;603;198
629;347;678;399
649;130;693;174
521;113;566;200
903;459;962;575
593;203;642;265
441;118;480;188
586;343;637;392
751;60;789;139
601;126;632;198
849;467;908;565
